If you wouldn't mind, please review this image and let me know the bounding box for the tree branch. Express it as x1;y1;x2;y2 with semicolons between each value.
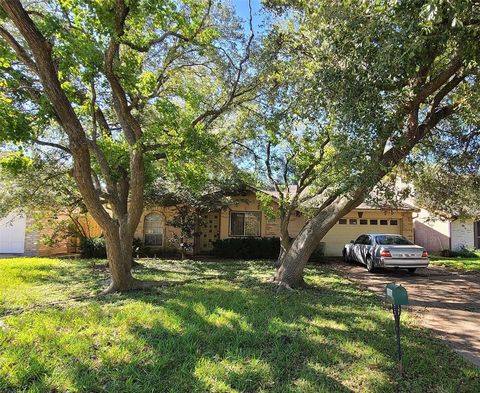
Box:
265;141;284;201
0;0;113;229
120;31;189;52
104;0;142;144
191;0;255;127
431;73;466;109
0;25;37;72
33;139;71;153
383;103;459;168
409;55;463;108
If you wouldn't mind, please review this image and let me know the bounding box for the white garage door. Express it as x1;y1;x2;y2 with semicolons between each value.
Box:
0;213;26;254
322;217;402;256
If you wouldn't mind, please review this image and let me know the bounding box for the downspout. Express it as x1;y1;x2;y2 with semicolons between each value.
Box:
412;211;419;243
449;221;452;251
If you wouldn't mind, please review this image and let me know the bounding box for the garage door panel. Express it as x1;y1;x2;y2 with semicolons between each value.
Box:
0;213;26;254
322;218;401;256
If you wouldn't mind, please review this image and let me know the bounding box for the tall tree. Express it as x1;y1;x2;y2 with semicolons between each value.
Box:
0;0;255;292
237;0;480;288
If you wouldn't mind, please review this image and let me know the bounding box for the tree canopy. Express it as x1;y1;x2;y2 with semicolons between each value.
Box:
0;0;256;291
234;0;480;287
405;113;480;220
1;0;479;291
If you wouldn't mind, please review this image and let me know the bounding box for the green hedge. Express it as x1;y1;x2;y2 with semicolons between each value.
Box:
80;236;107;259
80;235;325;260
80;236;180;259
211;237;325;260
440;247;479;258
212;237;280;259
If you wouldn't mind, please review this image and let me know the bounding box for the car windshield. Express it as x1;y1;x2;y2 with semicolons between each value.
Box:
375;235;413;245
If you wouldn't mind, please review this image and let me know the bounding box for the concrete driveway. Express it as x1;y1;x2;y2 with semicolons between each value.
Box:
333;260;480;367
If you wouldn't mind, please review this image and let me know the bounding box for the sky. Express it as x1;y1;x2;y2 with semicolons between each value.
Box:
231;0;267;33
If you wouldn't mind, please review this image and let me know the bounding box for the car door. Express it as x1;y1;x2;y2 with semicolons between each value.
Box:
360;235;373;262
352;235;366;264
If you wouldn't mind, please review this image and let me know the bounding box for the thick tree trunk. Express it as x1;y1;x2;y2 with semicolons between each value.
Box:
274;194;365;288
103;223;137;292
274;224;322;288
103;224;167;293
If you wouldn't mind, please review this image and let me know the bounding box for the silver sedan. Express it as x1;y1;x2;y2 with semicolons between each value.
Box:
343;233;429;273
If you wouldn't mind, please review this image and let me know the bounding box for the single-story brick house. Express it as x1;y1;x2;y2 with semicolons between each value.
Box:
67;189;418;257
1;189;421;257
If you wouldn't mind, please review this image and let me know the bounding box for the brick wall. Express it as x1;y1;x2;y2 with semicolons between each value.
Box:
401;212;414;242
23;216;40;256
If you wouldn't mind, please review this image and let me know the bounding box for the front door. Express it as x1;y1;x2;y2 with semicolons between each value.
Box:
197;212;220;254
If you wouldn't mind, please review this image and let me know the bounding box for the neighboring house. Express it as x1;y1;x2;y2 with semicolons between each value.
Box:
0;212;79;256
413;209;480;253
393;177;480;253
0;213;30;254
0;189;419;258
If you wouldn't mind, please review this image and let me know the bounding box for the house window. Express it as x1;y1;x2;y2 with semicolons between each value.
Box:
370;219;378;225
230;212;261;236
349;219;357;225
360;219;368;225
390;220;398;226
144;213;164;246
338;219;347;224
380;219;388;225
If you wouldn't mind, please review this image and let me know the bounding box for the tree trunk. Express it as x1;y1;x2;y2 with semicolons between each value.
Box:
274;224;322;288
274;194;365;288
276;210;292;266
277;234;291;267
103;220;137;292
180;236;186;260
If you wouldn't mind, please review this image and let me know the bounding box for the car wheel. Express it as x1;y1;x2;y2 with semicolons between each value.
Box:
343;249;350;263
407;268;416;274
366;256;376;272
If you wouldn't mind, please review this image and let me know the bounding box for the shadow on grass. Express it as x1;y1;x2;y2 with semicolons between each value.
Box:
3;273;479;392
1;259;480;392
0;259;270;317
132;258;276;281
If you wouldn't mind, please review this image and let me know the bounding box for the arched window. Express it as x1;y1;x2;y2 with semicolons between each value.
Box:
144;213;164;246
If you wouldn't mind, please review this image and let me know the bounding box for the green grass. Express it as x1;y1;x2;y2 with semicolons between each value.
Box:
0;258;479;392
430;252;480;273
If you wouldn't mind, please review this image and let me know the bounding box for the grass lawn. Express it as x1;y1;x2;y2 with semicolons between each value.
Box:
430;253;480;273
0;258;479;392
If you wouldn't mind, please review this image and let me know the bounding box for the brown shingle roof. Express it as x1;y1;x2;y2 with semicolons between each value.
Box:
251;186;419;212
